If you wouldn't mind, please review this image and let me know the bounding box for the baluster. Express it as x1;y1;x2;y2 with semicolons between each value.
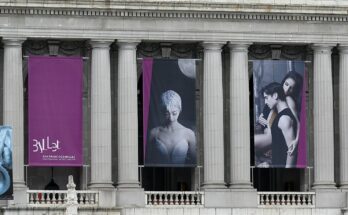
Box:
150;194;154;205
168;194;173;205
181;193;185;205
285;194;290;205
188;194;192;205
281;194;285;205
29;193;33;204
300;194;304;205
303;194;307;205
52;192;56;204
154;194;159;205
147;194;151;205
275;194;280;205
296;194;300;205
91;193;96;204
290;194;294;205
174;193;178;205
76;193;81;204
36;193;41;204
86;193;91;204
163;193;168;205
58;192;62;204
269;194;274;205
44;193;48;204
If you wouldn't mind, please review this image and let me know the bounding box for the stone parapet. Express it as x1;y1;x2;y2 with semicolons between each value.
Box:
1;0;348;16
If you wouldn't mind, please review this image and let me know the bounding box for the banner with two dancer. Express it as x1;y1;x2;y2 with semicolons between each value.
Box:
143;58;197;167
253;60;307;168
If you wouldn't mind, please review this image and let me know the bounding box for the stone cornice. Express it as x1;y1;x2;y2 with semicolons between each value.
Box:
1;3;348;23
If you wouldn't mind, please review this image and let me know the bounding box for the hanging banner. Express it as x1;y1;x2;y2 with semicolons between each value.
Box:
253;60;307;168
143;58;197;167
0;126;13;199
28;56;83;166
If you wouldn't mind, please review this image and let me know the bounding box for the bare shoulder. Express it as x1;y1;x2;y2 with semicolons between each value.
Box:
278;115;293;130
149;127;160;137
286;96;296;109
182;126;195;141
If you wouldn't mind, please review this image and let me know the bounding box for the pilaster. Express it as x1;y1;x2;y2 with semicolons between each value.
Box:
339;44;348;190
312;44;336;190
228;43;253;189
3;38;27;205
116;40;144;208
89;40;114;190
202;42;226;189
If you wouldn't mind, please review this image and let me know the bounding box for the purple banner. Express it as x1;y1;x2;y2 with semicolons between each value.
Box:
28;56;83;166
253;60;307;168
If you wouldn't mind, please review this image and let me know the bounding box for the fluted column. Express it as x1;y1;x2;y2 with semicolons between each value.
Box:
89;40;114;189
202;42;226;189
312;44;336;190
117;40;140;188
3;38;26;189
339;45;348;189
228;43;253;189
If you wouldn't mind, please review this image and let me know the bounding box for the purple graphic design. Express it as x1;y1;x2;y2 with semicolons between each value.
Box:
142;58;154;161
29;56;83;166
297;71;307;168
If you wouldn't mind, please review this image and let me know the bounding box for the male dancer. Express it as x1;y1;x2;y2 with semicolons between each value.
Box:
262;82;297;168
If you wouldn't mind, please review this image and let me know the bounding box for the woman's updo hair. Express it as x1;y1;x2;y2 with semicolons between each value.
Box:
161;90;182;111
281;71;303;98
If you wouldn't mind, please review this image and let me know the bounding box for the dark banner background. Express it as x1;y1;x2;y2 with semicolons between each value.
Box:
143;59;196;167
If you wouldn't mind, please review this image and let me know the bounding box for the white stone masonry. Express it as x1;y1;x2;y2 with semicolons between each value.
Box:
202;42;226;189
3;38;26;189
229;43;253;189
312;44;336;190
117;40;140;188
339;45;348;189
89;40;114;189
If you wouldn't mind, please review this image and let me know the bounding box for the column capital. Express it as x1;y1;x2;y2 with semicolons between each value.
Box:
202;41;226;50
338;44;348;53
228;42;251;52
312;44;335;53
2;37;25;47
117;40;140;50
89;40;114;49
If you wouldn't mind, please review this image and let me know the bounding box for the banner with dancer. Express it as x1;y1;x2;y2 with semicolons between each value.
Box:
253;60;307;168
0;126;13;199
143;58;197;167
29;56;83;166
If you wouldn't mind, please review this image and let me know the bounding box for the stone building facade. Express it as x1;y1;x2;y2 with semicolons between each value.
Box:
0;0;347;214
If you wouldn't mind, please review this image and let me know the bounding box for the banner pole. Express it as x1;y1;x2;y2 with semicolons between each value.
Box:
250;166;255;185
83;165;89;190
138;165;144;187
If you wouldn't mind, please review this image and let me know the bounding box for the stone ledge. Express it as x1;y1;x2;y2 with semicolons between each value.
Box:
0;6;348;24
1;0;348;19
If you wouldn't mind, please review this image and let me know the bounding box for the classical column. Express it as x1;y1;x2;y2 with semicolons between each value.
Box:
339;45;348;189
312;44;336;190
228;43;253;189
202;42;226;189
3;38;26;190
117;40;140;188
89;40;114;189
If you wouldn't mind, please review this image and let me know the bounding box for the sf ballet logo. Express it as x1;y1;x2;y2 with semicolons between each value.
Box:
32;136;61;153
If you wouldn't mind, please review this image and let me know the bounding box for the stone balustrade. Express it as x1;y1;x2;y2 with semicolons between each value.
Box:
145;191;204;207
258;192;315;207
27;190;99;207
